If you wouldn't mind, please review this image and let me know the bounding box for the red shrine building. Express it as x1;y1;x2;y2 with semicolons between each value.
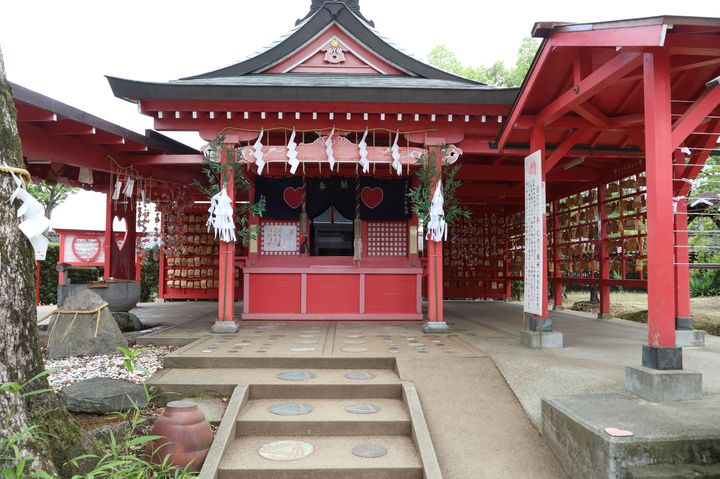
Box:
14;1;720;374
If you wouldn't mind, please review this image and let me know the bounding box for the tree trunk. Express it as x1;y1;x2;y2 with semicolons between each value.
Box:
0;46;81;477
589;285;600;303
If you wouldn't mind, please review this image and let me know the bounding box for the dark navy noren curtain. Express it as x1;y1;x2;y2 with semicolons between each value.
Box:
253;176;303;220
255;176;411;221
358;177;411;220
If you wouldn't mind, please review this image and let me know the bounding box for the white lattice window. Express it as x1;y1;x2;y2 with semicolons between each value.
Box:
367;222;408;256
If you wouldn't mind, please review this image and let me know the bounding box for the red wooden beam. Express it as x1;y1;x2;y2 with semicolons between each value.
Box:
15;105;57;123
545;128;591;172
671;83;720;149
45;120;96;135
667;33;720;56
126;154;204;166
573;103;611;128
536;51;643;126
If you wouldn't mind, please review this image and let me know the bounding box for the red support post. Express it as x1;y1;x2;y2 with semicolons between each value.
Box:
214;144;238;332
598;185;612;318
103;191;113;280
424;145;449;333
643;49;679;366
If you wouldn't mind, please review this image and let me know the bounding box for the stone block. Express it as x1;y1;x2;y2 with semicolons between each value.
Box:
642;345;682;370
520;330;563;349
676;330;705;348
211;321;239;334
423;321;450;334
63;377;147;414
542;393;720;479
625;366;702;402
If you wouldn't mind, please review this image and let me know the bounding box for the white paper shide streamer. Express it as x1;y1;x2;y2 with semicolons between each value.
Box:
425;180;447;242
254;129;266;176
358;128;369;173
391;130;402;176
78;167;93;185
8;170;50;259
206;187;236;243
287;129;299;175
326;127;336;171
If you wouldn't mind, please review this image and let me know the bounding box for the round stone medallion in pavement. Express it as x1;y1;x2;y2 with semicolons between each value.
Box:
344;371;376;380
352;444;387;458
268;402;314;416
345;403;381;414
277;371;317;381
259;440;314;461
341;347;368;353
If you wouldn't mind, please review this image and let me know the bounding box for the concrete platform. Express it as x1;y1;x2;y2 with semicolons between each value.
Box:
625;366;703;402
542;393;720;479
676;330;706;348
520;330;564;348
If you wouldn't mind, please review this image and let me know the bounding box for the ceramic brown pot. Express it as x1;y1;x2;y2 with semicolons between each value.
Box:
146;400;214;471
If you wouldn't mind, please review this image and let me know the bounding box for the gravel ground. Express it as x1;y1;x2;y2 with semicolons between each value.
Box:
45;345;178;389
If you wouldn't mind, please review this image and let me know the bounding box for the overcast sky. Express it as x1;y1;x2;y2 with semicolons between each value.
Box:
2;0;718;227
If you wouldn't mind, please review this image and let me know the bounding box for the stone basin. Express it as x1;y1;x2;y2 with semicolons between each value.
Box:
58;280;140;312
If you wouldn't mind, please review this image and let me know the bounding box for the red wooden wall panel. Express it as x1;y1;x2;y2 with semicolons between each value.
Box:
306;274;359;313
249;274;301;313
365;274;416;313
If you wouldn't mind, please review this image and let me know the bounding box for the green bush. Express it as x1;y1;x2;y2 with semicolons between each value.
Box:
140;247;159;303
690;271;720;297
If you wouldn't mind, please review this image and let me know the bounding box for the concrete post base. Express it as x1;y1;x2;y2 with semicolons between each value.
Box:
676;329;705;348
520;330;563;349
597;312;613;320
625;366;702;402
211;321;239;334
552;305;564;311
423;321;450;334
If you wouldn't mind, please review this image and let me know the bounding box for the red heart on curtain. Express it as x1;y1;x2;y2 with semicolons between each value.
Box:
361;187;383;209
283;187;304;209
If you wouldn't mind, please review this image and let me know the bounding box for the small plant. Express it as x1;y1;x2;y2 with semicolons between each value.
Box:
407;148;471;231
192;135;265;246
690;271;720;297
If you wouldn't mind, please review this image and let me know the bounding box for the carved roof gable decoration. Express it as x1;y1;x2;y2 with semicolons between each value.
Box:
323;38;347;64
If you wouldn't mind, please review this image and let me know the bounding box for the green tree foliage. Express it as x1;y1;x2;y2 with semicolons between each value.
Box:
26;181;76;220
140;246;159;302
427;37;540;87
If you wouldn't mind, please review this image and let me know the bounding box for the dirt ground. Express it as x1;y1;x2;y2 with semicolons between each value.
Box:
563;290;720;335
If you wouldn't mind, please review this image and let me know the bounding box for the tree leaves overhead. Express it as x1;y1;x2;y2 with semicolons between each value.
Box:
427;37;539;87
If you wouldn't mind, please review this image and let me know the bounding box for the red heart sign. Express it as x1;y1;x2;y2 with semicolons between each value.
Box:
361;187;384;209
72;237;101;262
283;187;304;209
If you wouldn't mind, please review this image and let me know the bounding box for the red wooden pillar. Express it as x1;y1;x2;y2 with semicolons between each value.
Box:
598;184;612;318
532;127;550;330
643;49;680;367
504;215;512;300
552;200;563;309
424;145;449;333
674;199;692;329
103;191;113;280
214;144;238;333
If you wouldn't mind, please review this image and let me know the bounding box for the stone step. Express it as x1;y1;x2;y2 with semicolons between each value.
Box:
236;398;411;436
164;353;397;370
218;435;423;479
149;368;402;397
627;463;720;478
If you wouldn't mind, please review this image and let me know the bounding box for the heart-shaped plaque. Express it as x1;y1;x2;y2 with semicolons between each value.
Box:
361;187;383;209
72;237;101;262
283;187;303;209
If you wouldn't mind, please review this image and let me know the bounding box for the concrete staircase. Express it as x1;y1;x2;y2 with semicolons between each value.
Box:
152;357;441;479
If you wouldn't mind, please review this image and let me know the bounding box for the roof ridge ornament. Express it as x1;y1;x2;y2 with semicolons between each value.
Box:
297;0;375;27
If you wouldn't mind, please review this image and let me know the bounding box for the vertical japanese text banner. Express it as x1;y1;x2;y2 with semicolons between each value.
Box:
524;150;545;315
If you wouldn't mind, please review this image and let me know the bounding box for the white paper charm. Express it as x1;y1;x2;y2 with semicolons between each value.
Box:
123;178;135;198
425;179;447;242
206;187;236;243
112;179;122;200
254;129;266;176
287;129;300;175
391;130;402;176
326;127;336;171
8;170;51;259
78;167;94;185
358;128;369;174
